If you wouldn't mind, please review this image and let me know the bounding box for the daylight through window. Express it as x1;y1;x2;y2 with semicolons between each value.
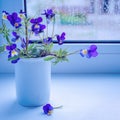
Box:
27;0;120;41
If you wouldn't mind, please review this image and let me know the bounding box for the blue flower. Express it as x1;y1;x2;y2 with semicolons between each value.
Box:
7;12;22;28
80;45;98;58
43;37;52;45
43;104;54;115
11;32;20;42
30;17;43;24
11;57;20;64
6;44;20;63
2;11;9;20
42;9;55;19
6;44;17;51
56;32;66;45
88;45;98;57
30;17;46;34
42;9;55;23
19;10;25;18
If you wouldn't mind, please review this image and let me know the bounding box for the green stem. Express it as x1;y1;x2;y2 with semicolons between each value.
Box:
52;17;55;38
28;31;32;40
5;35;11;44
39;34;42;41
2;19;11;44
46;22;48;38
54;105;63;109
67;50;80;56
47;53;56;57
43;32;45;41
25;19;29;53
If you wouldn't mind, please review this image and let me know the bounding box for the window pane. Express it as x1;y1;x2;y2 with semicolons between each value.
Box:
27;0;120;41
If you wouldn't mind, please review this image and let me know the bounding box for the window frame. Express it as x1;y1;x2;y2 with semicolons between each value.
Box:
23;0;120;44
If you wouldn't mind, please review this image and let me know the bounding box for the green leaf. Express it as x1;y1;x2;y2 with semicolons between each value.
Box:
43;43;54;52
44;56;55;61
48;43;53;50
53;59;60;65
63;57;69;62
0;28;3;33
28;44;35;51
8;55;19;61
0;45;5;53
55;48;68;58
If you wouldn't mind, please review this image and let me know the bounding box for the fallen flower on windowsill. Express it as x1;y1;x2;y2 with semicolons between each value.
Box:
43;104;63;115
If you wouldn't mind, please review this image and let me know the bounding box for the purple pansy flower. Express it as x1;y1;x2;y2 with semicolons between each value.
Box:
11;32;20;42
7;12;22;28
80;45;98;58
2;11;9;15
6;44;20;63
30;17;46;34
42;9;55;19
56;32;66;45
32;24;46;34
42;9;55;23
43;37;52;45
2;11;9;20
10;57;20;64
88;45;98;57
43;104;54;115
30;17;42;24
11;32;26;48
6;44;17;51
19;10;25;18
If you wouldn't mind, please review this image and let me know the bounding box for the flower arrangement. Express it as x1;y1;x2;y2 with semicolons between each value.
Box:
0;9;98;64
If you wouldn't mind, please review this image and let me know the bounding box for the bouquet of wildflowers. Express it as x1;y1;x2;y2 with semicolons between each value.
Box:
0;9;98;64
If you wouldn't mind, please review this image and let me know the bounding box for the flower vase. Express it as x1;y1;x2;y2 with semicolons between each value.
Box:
15;58;51;107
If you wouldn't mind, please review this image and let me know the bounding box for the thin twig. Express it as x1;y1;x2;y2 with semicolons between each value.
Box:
52;17;55;38
46;19;48;38
25;18;29;52
54;105;63;109
67;50;80;56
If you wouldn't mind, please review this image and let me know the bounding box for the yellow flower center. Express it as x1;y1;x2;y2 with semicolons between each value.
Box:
12;50;18;57
47;110;53;115
2;15;7;19
82;49;88;55
19;14;23;18
14;23;19;27
35;24;40;29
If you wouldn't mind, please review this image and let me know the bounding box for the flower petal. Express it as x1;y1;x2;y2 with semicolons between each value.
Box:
12;12;18;19
90;45;97;51
11;58;20;64
7;15;12;21
37;17;42;23
30;18;35;23
6;45;11;50
16;17;21;22
43;104;54;115
11;38;17;42
91;51;98;57
40;24;46;30
57;35;60;41
11;44;17;50
12;32;17;37
61;32;66;36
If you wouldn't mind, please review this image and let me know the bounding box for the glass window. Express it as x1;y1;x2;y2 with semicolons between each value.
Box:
26;0;120;42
